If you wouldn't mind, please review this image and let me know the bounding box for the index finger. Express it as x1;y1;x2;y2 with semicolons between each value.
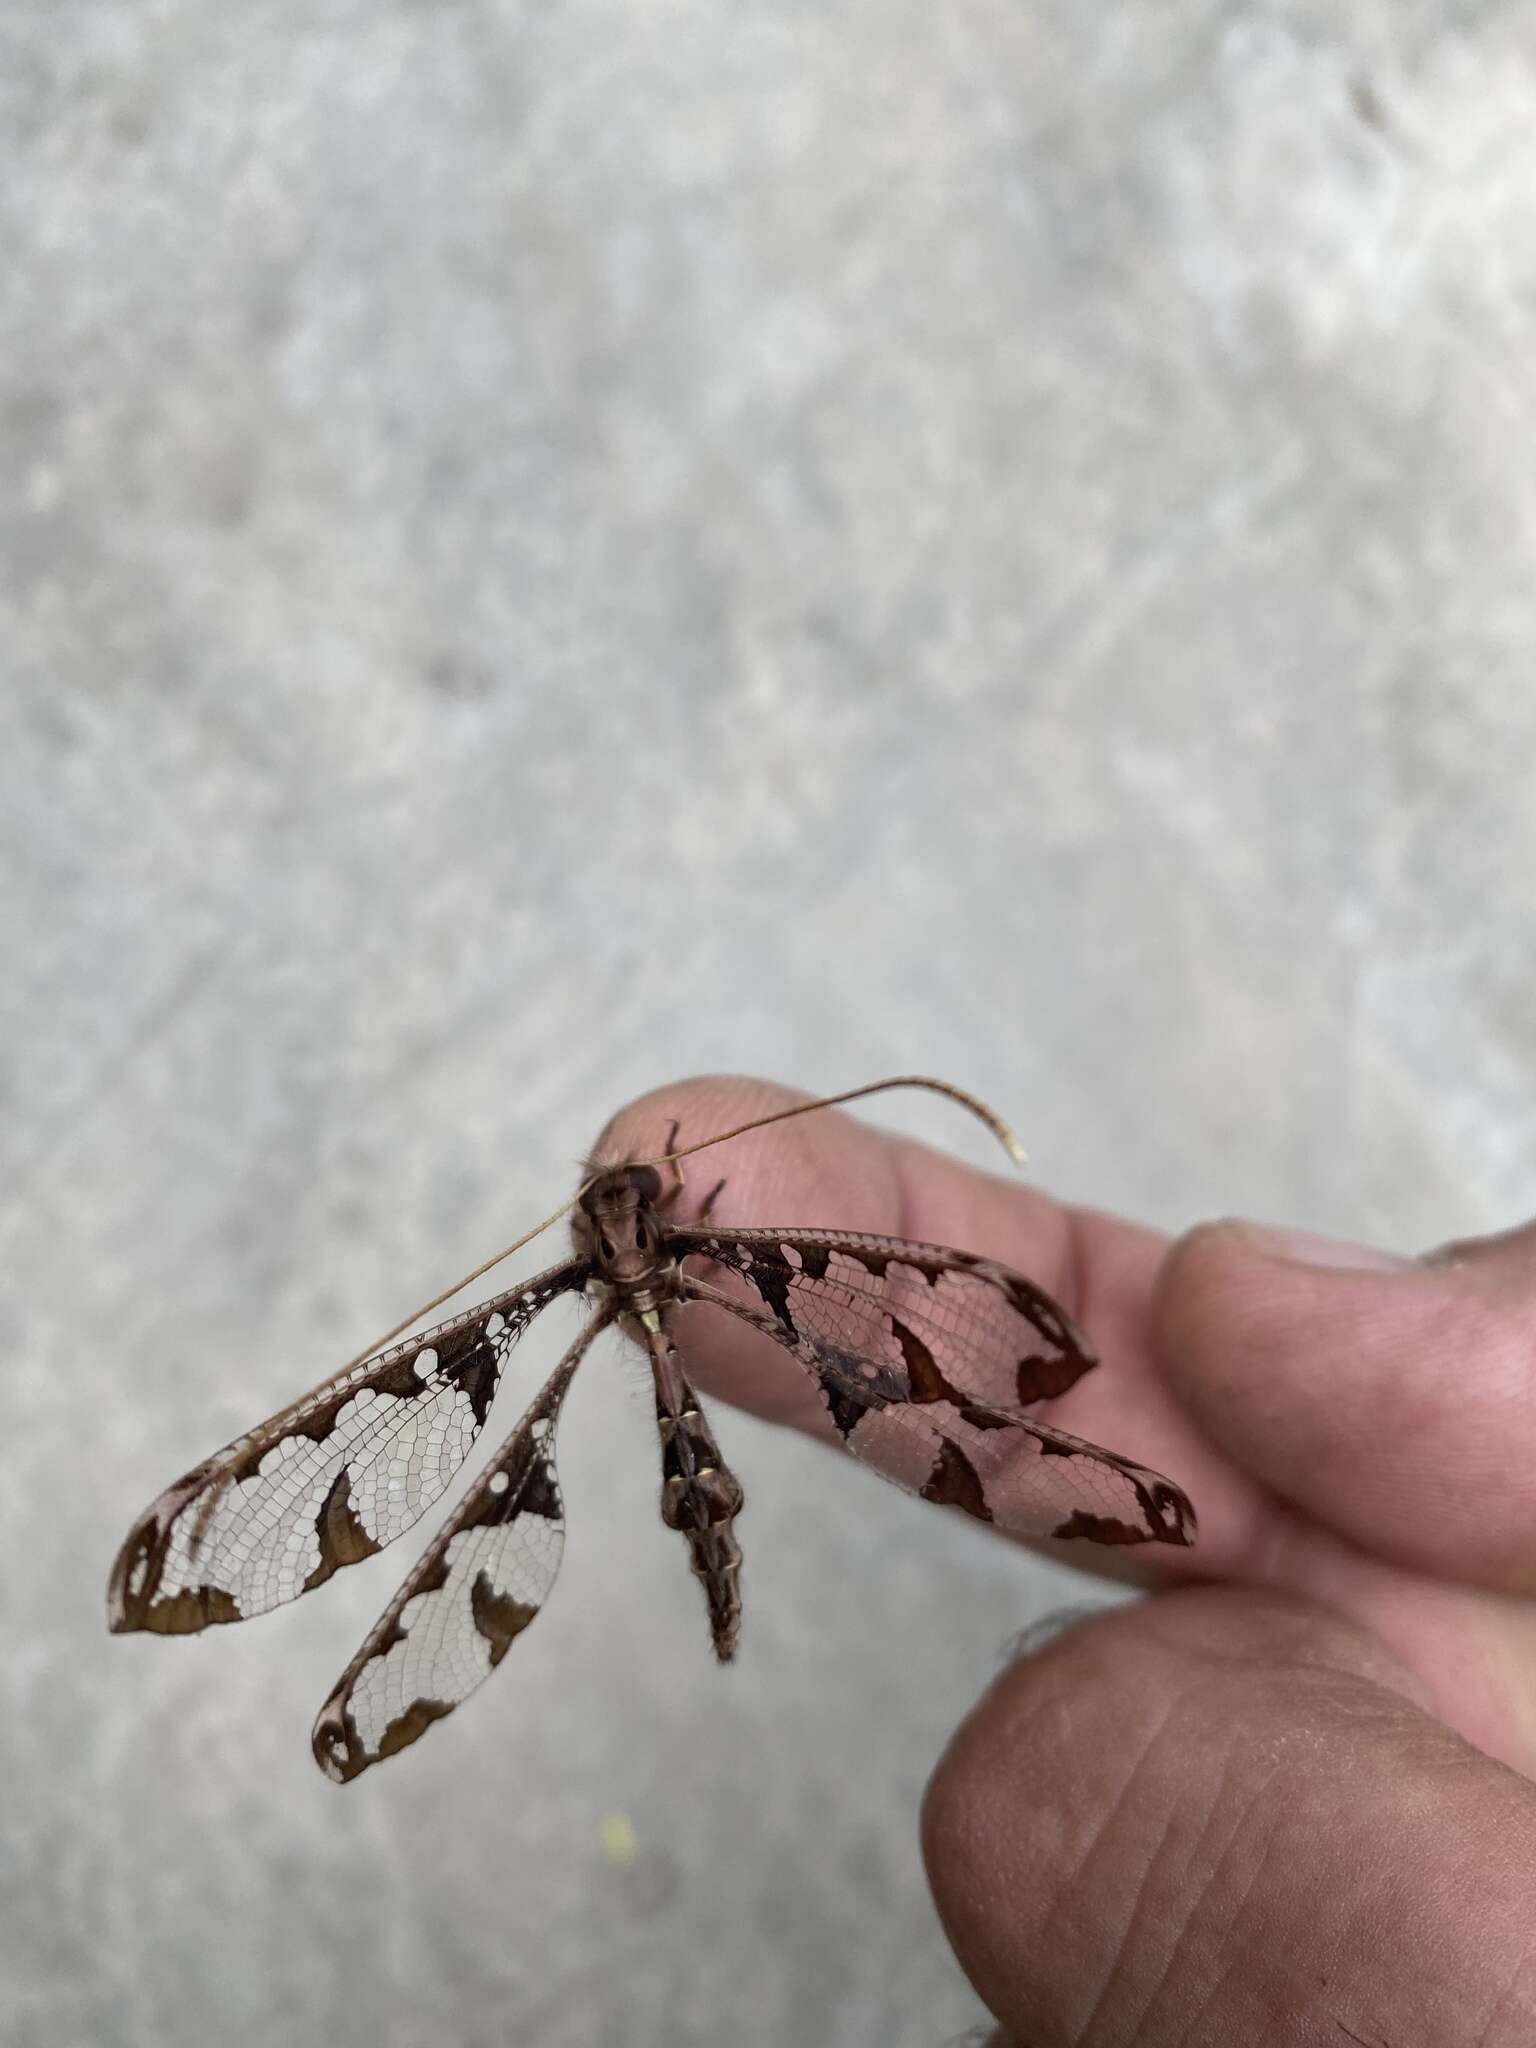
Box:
592;1075;1207;1576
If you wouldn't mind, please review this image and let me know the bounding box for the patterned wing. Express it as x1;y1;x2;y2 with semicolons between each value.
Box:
312;1312;604;1784
108;1257;588;1635
683;1268;1194;1548
668;1226;1097;1410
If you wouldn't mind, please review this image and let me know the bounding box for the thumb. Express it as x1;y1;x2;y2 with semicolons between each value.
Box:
1156;1217;1536;1590
922;1587;1536;2046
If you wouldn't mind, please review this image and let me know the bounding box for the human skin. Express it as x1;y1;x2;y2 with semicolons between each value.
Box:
595;1077;1536;2047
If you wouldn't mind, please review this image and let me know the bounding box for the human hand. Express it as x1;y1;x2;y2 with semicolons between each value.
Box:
597;1077;1536;2046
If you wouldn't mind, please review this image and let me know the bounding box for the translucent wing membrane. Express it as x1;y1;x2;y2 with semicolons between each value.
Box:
110;1114;1200;1790
108;1258;587;1634
681;1236;1193;1547
668;1226;1098;1410
312;1311;605;1784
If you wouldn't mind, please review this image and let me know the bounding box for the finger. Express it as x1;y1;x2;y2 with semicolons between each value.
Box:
592;1075;1188;1474
1157;1218;1536;1590
923;1588;1536;2048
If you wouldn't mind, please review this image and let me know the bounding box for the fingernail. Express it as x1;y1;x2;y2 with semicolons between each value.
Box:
1233;1223;1410;1273
1419;1218;1536;1273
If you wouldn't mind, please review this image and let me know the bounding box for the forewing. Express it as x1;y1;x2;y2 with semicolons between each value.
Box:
668;1226;1096;1410
312;1312;604;1784
108;1257;587;1634
683;1273;1194;1547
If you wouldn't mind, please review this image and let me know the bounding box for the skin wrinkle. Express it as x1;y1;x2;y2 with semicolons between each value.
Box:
1190;1745;1337;2041
1027;1685;1189;2040
1151;1592;1412;1705
1071;1846;1163;2046
1479;1931;1536;2048
1230;1493;1335;1611
1210;1752;1332;2036
943;1652;1276;2044
1192;1923;1302;2048
1127;1710;1278;2043
1236;1676;1526;2042
1078;1669;1303;2046
924;1682;1046;2017
1254;1513;1532;1767
1332;1861;1411;2042
1177;1943;1256;2048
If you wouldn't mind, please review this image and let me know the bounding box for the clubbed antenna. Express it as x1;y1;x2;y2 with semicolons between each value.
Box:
637;1074;1026;1174
333;1076;1023;1393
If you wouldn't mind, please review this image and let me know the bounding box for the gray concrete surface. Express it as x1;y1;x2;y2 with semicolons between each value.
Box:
5;3;1536;2044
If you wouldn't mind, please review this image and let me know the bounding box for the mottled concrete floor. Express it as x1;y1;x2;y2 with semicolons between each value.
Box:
4;3;1535;2044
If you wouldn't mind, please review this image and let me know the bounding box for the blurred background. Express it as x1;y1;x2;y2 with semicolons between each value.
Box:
5;3;1536;2044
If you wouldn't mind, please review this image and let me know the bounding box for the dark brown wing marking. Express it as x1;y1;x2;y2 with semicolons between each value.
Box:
668;1226;1097;1412
683;1272;1194;1548
107;1257;587;1635
312;1312;605;1784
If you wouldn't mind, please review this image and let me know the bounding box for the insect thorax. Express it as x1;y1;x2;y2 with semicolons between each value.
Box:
573;1164;675;1296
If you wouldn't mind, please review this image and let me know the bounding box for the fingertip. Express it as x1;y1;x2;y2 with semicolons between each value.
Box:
589;1073;909;1234
1155;1216;1536;1587
922;1588;1487;2043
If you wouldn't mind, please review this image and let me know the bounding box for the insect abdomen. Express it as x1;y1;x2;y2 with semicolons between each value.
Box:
645;1327;744;1660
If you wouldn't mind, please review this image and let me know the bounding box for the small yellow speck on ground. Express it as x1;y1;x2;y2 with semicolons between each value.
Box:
600;1810;638;1865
